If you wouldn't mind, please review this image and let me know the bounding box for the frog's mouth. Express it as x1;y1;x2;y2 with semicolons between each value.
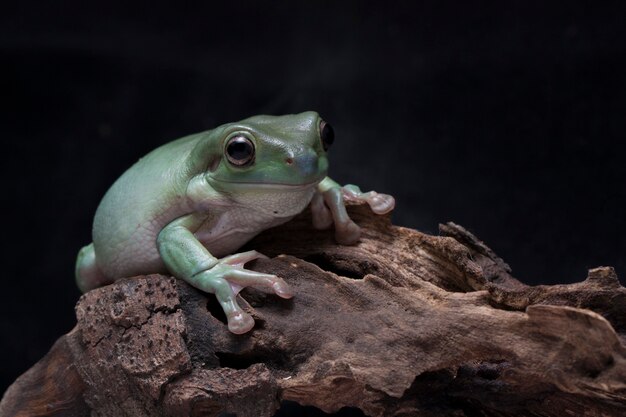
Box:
208;174;326;191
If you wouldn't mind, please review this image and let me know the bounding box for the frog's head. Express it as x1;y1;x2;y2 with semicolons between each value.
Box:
207;111;330;187
190;111;333;216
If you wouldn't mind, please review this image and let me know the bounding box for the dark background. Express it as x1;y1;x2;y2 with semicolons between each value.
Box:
2;1;625;414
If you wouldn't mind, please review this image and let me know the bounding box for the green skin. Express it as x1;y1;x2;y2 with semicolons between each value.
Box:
76;111;395;334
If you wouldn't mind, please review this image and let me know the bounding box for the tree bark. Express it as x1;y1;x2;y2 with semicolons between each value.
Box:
2;204;625;417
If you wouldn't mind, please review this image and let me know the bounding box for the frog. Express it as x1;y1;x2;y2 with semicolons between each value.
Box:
75;111;395;334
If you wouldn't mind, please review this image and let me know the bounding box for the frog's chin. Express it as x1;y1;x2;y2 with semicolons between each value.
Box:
207;175;322;218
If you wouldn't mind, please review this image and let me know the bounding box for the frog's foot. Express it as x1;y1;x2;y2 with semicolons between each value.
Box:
75;243;113;293
314;184;396;245
219;251;293;298
342;184;396;214
196;250;292;334
317;187;362;245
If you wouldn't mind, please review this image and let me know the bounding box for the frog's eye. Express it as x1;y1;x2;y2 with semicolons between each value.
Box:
320;120;334;152
225;135;255;166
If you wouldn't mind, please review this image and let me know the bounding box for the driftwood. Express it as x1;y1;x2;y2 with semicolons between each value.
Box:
1;204;625;417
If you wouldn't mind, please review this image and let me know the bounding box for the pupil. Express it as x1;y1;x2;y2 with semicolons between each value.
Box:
227;137;252;160
321;122;334;151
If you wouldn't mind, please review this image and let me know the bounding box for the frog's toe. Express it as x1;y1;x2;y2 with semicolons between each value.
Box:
366;192;395;214
226;268;294;298
227;311;255;334
335;221;361;245
221;250;268;267
272;279;293;299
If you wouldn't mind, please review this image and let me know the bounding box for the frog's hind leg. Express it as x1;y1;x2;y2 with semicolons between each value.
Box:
75;243;112;293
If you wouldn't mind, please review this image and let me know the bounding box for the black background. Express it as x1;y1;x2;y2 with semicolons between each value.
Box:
2;1;626;414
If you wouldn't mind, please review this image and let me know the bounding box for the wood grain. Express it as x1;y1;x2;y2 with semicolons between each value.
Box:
2;204;625;416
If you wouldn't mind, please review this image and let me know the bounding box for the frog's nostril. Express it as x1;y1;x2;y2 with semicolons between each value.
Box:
289;154;318;176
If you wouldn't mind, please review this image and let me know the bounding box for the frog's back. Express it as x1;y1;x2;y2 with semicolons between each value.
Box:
92;133;204;278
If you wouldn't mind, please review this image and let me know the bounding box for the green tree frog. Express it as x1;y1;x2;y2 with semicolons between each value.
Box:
76;111;395;334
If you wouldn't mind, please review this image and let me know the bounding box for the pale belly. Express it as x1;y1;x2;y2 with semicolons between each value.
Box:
194;210;295;258
97;186;315;279
199;230;265;258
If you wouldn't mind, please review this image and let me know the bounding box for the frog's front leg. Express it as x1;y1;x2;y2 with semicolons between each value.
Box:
157;215;292;334
312;177;395;245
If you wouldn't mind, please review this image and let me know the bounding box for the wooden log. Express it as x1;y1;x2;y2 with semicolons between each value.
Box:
2;204;625;416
